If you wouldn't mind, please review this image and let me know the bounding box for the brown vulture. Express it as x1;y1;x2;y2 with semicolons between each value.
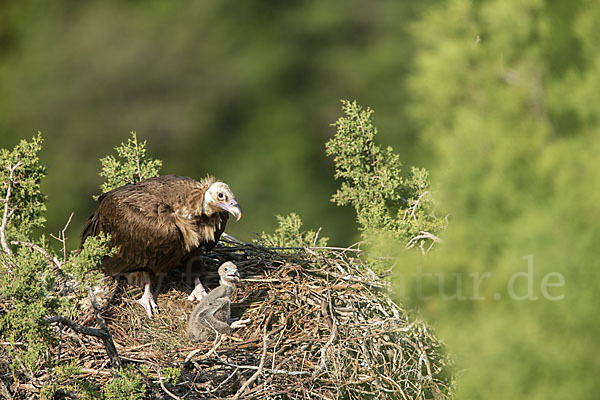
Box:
80;175;242;317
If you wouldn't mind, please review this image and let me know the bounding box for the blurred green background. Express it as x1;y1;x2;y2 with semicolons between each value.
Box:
0;0;432;246
2;0;599;398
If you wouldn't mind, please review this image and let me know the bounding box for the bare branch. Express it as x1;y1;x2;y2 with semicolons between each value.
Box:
86;284;121;369
10;240;61;270
232;322;269;400
50;212;74;263
1;161;22;255
406;231;443;254
312;287;338;379
44;286;121;370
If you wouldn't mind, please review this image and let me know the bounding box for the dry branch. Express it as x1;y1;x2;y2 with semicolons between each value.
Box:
0;161;22;255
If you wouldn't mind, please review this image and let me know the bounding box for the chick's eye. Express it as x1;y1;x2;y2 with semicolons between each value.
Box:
217;192;225;200
224;267;229;272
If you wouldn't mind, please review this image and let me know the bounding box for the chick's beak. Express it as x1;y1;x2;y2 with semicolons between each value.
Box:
220;200;242;221
228;270;241;282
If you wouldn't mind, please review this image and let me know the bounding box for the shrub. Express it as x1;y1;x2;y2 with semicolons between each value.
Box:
98;131;162;194
259;213;328;248
0;135;113;373
104;367;147;400
326;100;446;256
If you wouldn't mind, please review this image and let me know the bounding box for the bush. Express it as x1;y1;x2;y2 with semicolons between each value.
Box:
259;212;328;248
326;100;445;254
98;131;162;194
0;135;113;373
104;367;147;400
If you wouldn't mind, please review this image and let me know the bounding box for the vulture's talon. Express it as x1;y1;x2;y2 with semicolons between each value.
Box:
138;296;159;318
187;287;207;301
188;277;207;301
138;282;159;318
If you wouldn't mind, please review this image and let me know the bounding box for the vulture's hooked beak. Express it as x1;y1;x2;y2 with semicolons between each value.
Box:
228;270;241;282
220;200;242;222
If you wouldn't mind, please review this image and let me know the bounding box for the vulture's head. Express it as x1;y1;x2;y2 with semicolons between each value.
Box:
203;182;242;221
218;261;240;286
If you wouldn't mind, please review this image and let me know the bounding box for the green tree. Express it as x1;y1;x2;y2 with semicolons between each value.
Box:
400;0;600;398
326;101;445;257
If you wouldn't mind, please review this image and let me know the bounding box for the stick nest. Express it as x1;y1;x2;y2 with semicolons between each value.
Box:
6;241;455;399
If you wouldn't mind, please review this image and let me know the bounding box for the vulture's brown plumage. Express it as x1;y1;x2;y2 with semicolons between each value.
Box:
81;175;242;317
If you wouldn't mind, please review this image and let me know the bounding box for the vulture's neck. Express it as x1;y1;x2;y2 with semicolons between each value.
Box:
173;184;221;251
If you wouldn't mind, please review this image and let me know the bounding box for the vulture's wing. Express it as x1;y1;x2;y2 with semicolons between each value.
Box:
86;179;192;275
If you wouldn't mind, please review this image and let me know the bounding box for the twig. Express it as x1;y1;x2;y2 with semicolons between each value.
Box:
406;231;443;254
50;212;74;263
86;285;121;369
10;240;61;270
0;379;12;400
1;161;22;255
221;232;245;245
312;284;338;378
215;359;310;377
312;227;322;247
184;334;224;364
155;368;182;400
231;323;269;400
213;366;240;392
410;191;430;220
44;315;120;369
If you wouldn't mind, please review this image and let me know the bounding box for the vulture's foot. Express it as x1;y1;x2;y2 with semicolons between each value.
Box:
138;282;159;317
138;293;158;318
230;319;251;329
187;277;207;301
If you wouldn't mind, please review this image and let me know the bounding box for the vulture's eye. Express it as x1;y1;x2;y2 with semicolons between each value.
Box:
217;192;225;201
224;267;229;272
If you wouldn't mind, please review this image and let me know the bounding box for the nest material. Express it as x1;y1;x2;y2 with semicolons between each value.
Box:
6;242;454;399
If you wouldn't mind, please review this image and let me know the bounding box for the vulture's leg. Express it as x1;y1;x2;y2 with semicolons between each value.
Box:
137;273;158;317
187;277;207;301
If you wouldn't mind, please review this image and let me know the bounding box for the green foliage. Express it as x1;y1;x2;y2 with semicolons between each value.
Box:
40;361;103;400
0;133;46;241
0;136;113;373
104;367;147;400
161;366;181;387
398;0;600;399
98;132;162;194
259;213;328;248
0;245;66;371
326;100;445;251
65;232;115;290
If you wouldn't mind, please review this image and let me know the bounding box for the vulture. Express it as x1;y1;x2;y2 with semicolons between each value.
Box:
81;175;242;317
187;261;250;341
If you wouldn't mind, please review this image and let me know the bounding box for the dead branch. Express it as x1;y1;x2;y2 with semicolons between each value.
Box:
0;161;22;255
232;321;269;400
86;285;121;369
10;240;61;270
50;212;74;263
44;315;120;369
